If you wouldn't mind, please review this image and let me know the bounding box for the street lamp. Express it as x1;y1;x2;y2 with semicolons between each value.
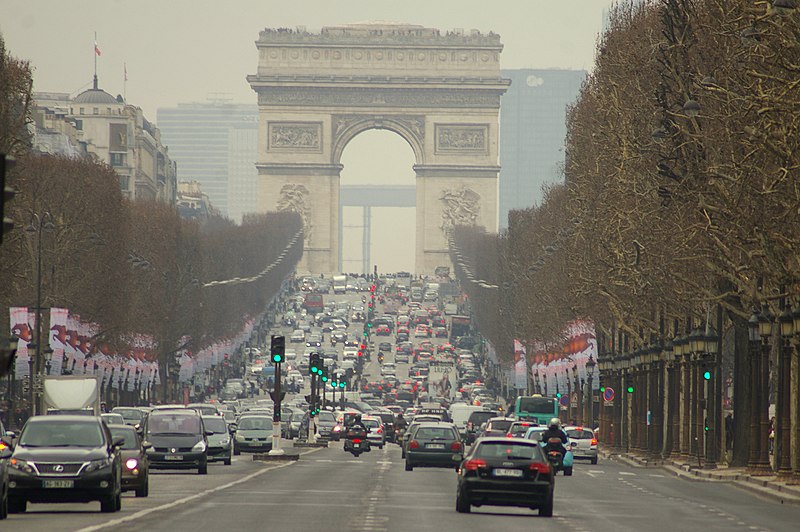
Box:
24;211;54;415
758;305;774;339
586;355;596;428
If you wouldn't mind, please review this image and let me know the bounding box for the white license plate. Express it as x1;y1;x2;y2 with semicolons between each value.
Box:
427;443;445;449
43;479;74;488
164;455;184;461
353;443;361;448
493;468;523;477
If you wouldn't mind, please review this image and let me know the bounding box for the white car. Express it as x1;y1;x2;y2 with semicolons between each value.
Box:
381;363;397;376
362;415;386;448
343;348;359;361
290;329;305;343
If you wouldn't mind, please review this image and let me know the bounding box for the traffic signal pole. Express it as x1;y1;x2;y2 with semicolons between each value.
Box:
270;359;284;455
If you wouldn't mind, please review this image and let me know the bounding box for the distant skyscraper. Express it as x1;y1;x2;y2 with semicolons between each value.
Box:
157;101;258;221
499;69;586;229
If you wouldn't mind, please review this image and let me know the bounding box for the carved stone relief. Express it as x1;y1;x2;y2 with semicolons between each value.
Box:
268;122;322;151
257;88;502;109
277;184;312;241
440;186;481;233
332;114;424;144
435;124;488;154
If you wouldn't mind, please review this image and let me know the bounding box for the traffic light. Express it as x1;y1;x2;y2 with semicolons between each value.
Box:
339;381;346;389
702;362;711;381
1;153;17;244
704;417;709;432
598;376;605;393
270;335;286;363
625;374;634;393
320;366;329;383
556;392;562;399
310;353;321;375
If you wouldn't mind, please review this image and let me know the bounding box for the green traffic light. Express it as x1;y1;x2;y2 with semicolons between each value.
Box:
272;353;283;363
321;376;328;382
339;382;346;388
626;386;634;393
600;386;606;393
703;370;711;381
556;393;562;398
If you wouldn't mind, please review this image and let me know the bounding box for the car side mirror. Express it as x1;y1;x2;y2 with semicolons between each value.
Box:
5;431;16;439
1;435;14;449
142;442;152;450
112;437;125;449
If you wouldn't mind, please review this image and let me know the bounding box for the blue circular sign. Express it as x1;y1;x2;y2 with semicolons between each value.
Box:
603;387;615;402
559;395;569;407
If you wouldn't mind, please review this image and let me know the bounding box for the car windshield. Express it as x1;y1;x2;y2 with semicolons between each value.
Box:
109;427;139;450
488;420;513;432
566;429;594;439
238;417;273;430
415;427;456;440
20;420;104;447
318;412;336;423
474;442;542;460
147;414;201;435
204;417;228;434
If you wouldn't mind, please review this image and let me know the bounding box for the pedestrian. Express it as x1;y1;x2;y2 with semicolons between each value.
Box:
725;413;734;451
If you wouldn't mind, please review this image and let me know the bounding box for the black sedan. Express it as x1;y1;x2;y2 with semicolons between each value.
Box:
456;437;554;516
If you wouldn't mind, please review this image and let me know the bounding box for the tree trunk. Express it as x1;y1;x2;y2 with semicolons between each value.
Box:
730;313;750;467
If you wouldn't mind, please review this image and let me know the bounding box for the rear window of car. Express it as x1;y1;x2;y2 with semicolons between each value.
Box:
468;411;494;425
109;427;139;450
238;417;272;430
148;413;201;435
566;429;594;439
415;427;457;440
488;420;513;432
363;419;380;428
474;441;543;460
204;417;228;434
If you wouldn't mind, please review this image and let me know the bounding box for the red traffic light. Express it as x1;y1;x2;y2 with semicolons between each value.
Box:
358;351;363;357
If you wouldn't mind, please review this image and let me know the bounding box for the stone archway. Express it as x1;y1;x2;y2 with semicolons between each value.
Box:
248;23;509;274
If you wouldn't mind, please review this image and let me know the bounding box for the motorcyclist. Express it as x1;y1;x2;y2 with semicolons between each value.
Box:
540;417;568;456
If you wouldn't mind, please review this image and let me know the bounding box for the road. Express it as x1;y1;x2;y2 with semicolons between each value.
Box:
7;291;800;530
7;441;800;531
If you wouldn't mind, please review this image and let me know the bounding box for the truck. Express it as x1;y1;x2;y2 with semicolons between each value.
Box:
43;375;102;415
332;274;347;294
449;315;471;341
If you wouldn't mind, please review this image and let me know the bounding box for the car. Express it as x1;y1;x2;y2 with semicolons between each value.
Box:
361;416;386;449
395;352;409;364
0;423;9;519
306;334;323;348
203;416;233;465
507;420;539;439
404;422;463;471
187;403;221;417
434;327;448;338
331;330;347;345
378;341;392;352
144;409;209;474
5;415;123;514
299;410;339;441
456;437;554;516
396;332;409;343
480;417;515;438
414;325;431;338
101;413;126;426
290;329;305;343
107;423;150;497
111;407;145;427
372;412;397;443
381;363;397;376
343;348;359;361
233;415;274;454
564;426;598;464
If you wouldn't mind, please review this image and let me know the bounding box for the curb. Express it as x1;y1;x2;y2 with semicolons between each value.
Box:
293;441;329;448
253;451;300;462
602;450;800;506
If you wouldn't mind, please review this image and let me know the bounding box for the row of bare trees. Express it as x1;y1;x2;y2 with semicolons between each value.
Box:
0;35;303;402
452;1;800;467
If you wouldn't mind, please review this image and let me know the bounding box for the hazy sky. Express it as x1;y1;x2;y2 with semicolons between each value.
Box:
1;0;617;273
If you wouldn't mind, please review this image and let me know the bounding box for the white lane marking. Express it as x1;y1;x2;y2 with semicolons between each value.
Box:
587;470;605;474
648;474;665;478
76;460;299;531
619;471;637;476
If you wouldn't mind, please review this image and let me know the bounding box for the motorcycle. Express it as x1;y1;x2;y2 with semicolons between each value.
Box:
344;427;371;457
544;437;574;476
377;353;385;364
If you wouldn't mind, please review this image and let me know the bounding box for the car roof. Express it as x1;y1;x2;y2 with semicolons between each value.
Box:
476;437;540;446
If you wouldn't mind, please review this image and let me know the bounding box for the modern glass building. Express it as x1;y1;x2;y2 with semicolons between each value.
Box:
499;69;586;229
157;101;258;221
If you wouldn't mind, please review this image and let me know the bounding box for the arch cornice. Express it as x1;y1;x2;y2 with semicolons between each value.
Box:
331;114;425;166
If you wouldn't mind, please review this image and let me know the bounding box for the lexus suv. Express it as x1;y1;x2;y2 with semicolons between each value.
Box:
5;415;123;514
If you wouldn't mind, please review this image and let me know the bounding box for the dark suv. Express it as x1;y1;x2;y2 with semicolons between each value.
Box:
144;410;210;474
5;415;123;514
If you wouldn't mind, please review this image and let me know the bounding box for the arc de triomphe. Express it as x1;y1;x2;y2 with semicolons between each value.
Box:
248;23;509;274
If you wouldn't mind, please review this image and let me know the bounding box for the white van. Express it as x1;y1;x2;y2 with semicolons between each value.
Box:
450;404;487;432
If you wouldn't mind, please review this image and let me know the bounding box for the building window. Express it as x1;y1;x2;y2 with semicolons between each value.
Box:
74;119;83;131
93;108;99;115
110;153;126;167
118;175;130;190
79;108;85;114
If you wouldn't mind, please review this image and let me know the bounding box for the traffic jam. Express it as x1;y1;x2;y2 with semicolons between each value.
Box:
0;272;592;520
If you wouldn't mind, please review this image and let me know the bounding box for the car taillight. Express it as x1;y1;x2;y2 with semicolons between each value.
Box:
529;462;551;475
409;440;420;450
591;438;598;446
463;459;487;471
377;428;383;434
353;439;362;444
450;441;463;452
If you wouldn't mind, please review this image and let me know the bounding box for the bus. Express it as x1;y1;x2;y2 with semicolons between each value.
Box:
303;293;324;314
513;395;559;425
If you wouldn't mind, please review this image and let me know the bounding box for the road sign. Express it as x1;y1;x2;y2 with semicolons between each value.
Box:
570;392;578;407
559;395;569;407
603;387;615;402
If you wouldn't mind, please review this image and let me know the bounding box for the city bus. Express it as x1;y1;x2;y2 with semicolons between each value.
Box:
303;293;324;314
513;394;559;425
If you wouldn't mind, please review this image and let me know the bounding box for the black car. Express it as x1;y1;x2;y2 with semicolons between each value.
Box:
5;415;123;514
378;342;392;352
144;410;210;474
0;419;11;519
372;412;397;443
107;424;150;497
404;422;463;470
456;437;554;516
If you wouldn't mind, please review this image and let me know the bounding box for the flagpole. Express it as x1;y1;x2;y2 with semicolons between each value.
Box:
123;62;127;101
93;32;98;89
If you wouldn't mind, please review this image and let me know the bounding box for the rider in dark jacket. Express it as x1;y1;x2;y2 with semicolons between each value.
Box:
540;418;568;455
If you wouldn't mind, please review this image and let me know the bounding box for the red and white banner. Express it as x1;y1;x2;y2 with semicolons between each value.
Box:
10;307;31;379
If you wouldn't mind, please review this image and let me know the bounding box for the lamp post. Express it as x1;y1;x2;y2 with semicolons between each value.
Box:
792;300;800;484
586;355;596;429
703;326;719;469
776;301;793;479
747;310;763;472
572;362;580;425
25;212;54;416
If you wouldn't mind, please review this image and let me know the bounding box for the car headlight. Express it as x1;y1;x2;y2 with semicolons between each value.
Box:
220;438;230;445
9;458;35;474
192;440;207;452
125;458;139;470
85;457;113;473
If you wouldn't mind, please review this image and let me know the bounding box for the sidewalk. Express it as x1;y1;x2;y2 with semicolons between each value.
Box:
600;448;800;506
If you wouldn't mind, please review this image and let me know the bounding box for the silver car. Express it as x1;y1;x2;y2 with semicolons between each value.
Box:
564;426;598;464
362;415;386;449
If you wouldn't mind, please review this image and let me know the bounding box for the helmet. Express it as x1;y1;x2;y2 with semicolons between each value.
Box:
549;418;561;430
353;414;362;424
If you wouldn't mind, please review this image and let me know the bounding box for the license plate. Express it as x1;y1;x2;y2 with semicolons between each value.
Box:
164;455;184;461
427;443;445;449
353;443;360;448
493;468;523;477
43;479;74;488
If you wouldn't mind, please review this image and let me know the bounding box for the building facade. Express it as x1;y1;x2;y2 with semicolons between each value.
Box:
498;68;586;229
156;101;259;222
32;80;177;203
